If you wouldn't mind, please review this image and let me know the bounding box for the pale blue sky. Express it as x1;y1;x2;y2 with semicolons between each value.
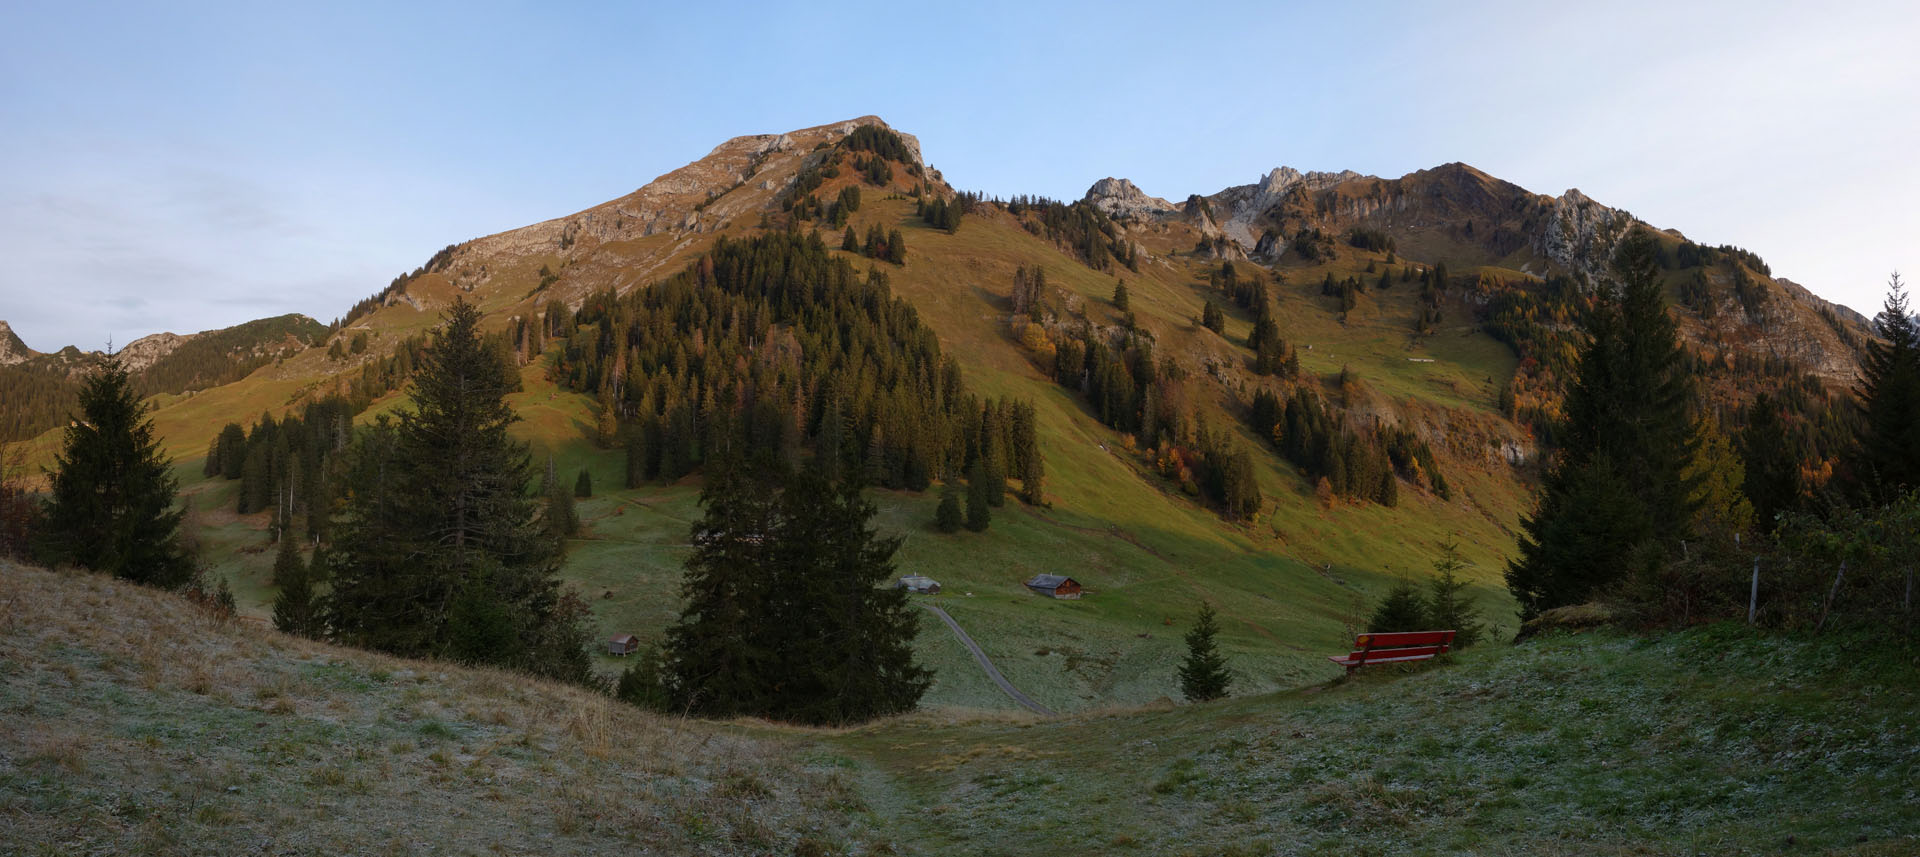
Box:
2;0;1915;350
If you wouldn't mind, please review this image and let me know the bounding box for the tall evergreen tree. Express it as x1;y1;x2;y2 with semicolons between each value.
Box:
965;460;992;532
1683;418;1754;536
660;456;781;717
271;538;321;638
764;466;930;723
326;299;588;682
1847;273;1920;499
37;354;193;588
934;489;963;533
660;458;928;723
1507;232;1698;617
1178;603;1232;702
1739;393;1801;531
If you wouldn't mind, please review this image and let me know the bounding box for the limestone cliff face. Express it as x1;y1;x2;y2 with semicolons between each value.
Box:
115;332;191;372
0;321;34;366
1083;177;1175;220
1204;167;1362;251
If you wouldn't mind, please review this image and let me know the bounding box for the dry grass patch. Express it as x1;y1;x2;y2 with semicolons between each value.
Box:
0;560;876;855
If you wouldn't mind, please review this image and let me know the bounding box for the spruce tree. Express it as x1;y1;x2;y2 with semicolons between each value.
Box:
1739;393;1800;531
326;298;588;682
1178;603;1232;702
661;456;782;718
765;466;930;723
965;460;992;532
574;468;593;498
1506;231;1698;617
1683;418;1754;536
1424;543;1485;647
934;489;963;533
1847;273;1920;499
660;458;928;724
37;354;193;588
1368;580;1429;632
270;526;303;586
271;539;321;638
1202;301;1225;334
547;480;579;538
1112;282;1130;311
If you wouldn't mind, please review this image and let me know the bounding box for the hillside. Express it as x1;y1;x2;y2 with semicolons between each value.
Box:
6;562;1913;855
7;116;1880;714
0;560;871;854
0;313;327;446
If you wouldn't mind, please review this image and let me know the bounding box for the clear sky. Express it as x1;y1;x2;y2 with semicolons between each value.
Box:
2;0;1915;351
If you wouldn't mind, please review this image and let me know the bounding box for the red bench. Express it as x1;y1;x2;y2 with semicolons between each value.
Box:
1329;630;1456;673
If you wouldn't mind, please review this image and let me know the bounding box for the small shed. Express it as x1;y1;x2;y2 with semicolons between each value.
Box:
607;633;640;656
1025;574;1082;599
897;575;941;594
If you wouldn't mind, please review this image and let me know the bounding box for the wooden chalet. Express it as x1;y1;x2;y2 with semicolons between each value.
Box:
607;633;640;656
897;575;941;594
1025;574;1082;599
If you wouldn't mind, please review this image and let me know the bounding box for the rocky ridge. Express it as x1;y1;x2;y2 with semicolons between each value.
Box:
416;116;925;312
0;321;34;365
1083;177;1175;220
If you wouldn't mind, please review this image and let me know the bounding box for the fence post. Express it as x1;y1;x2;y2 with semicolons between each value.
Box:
1748;557;1760;625
1816;561;1847;633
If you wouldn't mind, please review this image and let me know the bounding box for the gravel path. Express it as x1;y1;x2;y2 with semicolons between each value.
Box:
920;603;1057;717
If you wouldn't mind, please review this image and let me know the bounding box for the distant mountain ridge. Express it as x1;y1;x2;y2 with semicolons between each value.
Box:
1085;161;1866;382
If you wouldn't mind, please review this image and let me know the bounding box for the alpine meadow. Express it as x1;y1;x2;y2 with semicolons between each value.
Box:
4;4;1919;854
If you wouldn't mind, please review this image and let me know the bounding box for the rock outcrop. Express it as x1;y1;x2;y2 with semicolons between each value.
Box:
0;321;34;365
1206;167;1362;251
115;332;191;371
1083;177;1174;220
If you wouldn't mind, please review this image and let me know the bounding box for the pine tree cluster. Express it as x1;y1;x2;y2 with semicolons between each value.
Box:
1247;387;1448;505
551;231;1041;495
205;397;357;539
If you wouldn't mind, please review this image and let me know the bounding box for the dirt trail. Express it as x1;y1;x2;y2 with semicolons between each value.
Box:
919;603;1057;717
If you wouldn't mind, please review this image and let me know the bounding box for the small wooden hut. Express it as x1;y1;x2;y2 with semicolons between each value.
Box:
1024;574;1083;599
607;633;640;656
897;575;942;594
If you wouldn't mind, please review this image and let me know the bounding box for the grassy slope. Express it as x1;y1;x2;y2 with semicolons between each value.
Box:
123;195;1539;714
7;563;1911;856
833;625;1920;857
0;561;874;855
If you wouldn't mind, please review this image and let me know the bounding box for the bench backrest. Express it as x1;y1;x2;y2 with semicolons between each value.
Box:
1356;630;1454;649
1350;630;1455;663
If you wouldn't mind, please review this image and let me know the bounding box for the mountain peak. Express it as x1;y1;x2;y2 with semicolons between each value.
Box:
1084;177;1174;219
0;320;36;365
